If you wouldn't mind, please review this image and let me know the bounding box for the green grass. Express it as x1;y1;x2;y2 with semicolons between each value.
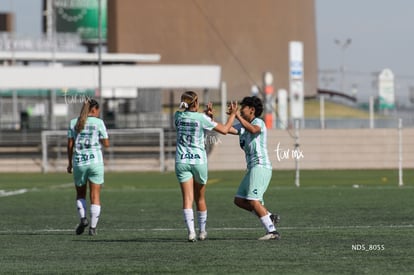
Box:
302;99;371;118
1;170;413;274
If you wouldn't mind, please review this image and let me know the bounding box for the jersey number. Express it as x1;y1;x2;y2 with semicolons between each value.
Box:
76;137;91;150
179;134;193;146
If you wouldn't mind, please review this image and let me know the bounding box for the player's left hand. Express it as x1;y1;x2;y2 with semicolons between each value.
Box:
227;101;238;115
204;102;214;119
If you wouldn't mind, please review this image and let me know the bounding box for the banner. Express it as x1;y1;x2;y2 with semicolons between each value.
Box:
378;68;395;110
54;0;107;43
277;89;288;129
289;41;304;120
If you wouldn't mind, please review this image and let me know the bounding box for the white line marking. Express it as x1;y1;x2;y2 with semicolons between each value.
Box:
0;183;73;199
0;189;27;197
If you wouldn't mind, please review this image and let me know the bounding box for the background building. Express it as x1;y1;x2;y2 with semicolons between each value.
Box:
107;0;318;100
1;0;319;130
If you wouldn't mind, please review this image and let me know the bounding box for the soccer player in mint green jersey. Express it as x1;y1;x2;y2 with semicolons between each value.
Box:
228;96;281;241
67;99;109;236
175;91;237;242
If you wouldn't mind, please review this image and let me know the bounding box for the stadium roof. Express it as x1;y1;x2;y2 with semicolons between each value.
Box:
0;65;222;90
0;51;161;63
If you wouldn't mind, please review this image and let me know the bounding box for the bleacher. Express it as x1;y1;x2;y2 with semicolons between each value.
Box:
0;130;41;158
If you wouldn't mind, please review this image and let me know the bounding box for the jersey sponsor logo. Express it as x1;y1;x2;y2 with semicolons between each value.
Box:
180;153;201;160
178;121;199;127
75;153;95;163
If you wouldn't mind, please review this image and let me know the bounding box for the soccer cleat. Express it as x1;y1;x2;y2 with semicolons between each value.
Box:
89;227;97;236
188;232;197;242
75;217;89;235
198;231;207;241
258;231;281;241
270;213;281;225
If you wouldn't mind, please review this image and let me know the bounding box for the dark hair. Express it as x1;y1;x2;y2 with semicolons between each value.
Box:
75;98;100;133
240;96;263;117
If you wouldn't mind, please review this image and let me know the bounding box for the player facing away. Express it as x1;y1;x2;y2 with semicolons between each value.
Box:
228;96;281;240
67;98;109;236
174;91;237;242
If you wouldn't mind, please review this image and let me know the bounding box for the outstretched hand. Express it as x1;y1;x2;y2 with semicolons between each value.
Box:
204;102;214;119
227;101;238;115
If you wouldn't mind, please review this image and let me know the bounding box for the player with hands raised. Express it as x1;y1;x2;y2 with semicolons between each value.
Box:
227;96;281;240
175;91;237;242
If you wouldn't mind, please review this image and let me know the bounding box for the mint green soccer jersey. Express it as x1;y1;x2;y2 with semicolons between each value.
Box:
235;117;272;170
68;117;109;167
174;111;218;165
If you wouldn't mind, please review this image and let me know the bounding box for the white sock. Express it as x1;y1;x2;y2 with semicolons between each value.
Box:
197;210;207;233
183;208;195;234
90;204;101;228
76;199;87;219
260;214;276;233
251;210;271;217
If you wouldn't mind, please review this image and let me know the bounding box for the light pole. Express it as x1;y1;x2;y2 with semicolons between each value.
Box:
334;38;352;93
98;0;103;119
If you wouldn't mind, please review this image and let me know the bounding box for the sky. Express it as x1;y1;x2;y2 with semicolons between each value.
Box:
1;0;414;104
316;0;414;104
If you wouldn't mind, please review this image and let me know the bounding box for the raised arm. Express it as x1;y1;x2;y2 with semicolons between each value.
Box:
235;112;261;134
227;126;239;135
210;101;238;135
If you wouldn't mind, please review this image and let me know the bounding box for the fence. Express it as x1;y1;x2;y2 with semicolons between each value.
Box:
208;121;414;186
0;120;414;175
41;128;166;173
209;127;414;170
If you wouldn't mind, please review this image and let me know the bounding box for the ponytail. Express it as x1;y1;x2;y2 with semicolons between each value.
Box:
179;91;198;110
75;98;99;133
75;101;90;133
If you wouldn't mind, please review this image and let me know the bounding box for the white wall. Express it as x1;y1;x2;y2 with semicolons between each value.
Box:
208;128;414;170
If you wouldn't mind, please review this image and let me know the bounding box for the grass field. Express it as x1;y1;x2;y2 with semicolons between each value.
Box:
1;170;413;274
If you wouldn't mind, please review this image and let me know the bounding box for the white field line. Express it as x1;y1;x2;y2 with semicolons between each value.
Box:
0;183;74;198
0;224;413;234
0;189;28;197
0;184;411;198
